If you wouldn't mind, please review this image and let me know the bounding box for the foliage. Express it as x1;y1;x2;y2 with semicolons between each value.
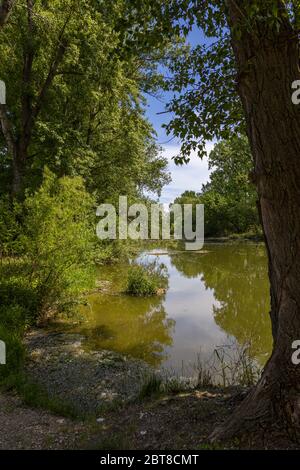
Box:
173;136;261;237
0;0;174;198
0;169;97;325
125;261;167;297
0;168;98;384
0;5;178;385
0;320;25;381
2;373;80;419
0;274;28;382
19;168;97;320
0;0;174;266
0;196;21;256
162;1;300;163
138;373;163;400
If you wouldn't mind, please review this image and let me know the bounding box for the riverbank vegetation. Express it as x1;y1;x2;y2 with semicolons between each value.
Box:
0;170;97;382
125;261;168;297
172;136;261;239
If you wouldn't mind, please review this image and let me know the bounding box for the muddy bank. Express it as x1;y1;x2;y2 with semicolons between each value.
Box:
25;330;152;415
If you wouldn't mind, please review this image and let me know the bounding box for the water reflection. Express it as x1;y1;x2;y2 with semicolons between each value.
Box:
80;243;272;372
169;244;272;366
80;265;174;367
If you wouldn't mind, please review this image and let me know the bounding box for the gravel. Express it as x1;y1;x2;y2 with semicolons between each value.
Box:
24;329;151;415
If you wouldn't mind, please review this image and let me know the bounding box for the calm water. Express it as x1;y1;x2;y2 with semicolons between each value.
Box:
79;244;272;373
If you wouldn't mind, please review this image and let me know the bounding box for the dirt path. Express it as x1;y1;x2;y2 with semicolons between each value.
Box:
0;393;86;450
0;388;298;450
0;389;234;450
0;385;244;450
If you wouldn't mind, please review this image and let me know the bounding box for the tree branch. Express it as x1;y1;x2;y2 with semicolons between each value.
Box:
32;39;68;121
32;12;71;122
20;0;35;147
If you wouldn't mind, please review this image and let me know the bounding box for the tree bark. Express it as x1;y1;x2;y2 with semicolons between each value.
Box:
0;0;15;27
211;1;300;441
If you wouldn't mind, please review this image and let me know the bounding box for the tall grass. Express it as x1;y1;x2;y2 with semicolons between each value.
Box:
139;340;262;398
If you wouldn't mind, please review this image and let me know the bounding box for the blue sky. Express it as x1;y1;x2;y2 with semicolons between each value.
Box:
144;27;213;204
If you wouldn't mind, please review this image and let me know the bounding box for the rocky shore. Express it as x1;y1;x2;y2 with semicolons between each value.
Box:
25;329;152;415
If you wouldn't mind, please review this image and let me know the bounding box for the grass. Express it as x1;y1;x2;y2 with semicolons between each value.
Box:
138;340;261;403
138;373;163;400
90;433;132;450
208;341;261;387
227;230;263;241
1;372;80;419
0;258;39;389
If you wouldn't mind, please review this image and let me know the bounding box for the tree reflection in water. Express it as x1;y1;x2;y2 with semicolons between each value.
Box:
80;244;272;372
79;264;175;367
169;244;272;366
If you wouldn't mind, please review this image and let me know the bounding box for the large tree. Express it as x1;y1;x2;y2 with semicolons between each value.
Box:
0;0;178;197
165;1;300;440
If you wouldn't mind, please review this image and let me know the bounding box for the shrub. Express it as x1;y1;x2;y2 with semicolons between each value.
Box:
139;373;163;399
125;261;167;297
0;196;22;257
19;168;97;322
95;239;133;265
0;169;98;384
0;321;25;381
0;259;39;322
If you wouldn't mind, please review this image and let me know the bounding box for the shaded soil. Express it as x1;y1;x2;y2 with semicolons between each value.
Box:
85;389;239;450
0;392;86;450
92;390;300;450
1;387;298;450
0;388;236;450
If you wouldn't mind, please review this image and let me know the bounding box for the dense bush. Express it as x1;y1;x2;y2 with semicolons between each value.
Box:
0;322;25;381
18;169;97;322
0;300;27;382
0;169;99;382
125;262;168;296
0;197;21;257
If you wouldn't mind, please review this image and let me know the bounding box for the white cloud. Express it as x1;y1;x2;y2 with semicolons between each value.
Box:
159;142;214;204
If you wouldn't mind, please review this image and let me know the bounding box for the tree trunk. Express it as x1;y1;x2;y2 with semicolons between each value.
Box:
211;3;300;441
12;141;28;196
0;102;26;195
0;0;15;27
